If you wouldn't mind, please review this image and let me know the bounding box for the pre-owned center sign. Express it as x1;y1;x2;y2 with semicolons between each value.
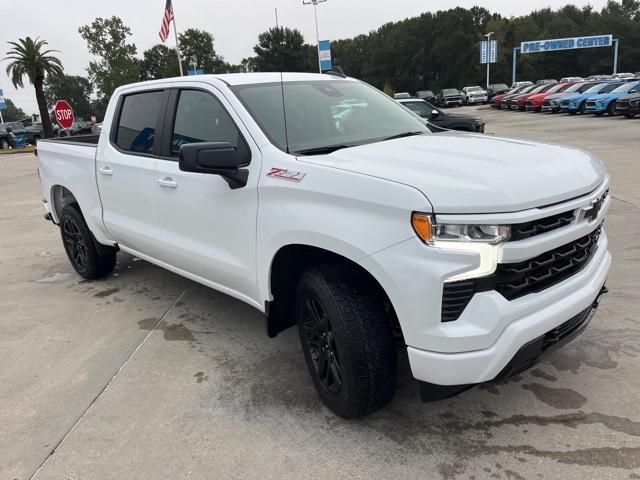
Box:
521;34;612;54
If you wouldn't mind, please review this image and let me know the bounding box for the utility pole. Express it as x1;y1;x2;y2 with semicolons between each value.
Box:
485;31;494;90
303;0;327;73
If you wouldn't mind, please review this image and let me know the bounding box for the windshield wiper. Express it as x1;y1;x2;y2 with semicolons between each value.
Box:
293;144;353;156
380;131;425;142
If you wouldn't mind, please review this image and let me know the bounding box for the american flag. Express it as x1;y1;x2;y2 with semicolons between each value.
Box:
158;0;175;42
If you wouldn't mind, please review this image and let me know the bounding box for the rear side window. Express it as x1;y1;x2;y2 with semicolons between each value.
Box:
115;91;164;155
171;90;242;157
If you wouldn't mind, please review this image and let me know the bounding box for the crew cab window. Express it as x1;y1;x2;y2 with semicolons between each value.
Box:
115;91;164;155
171;90;241;157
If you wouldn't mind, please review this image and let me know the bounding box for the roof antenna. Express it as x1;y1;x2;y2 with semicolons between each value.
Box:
280;72;290;153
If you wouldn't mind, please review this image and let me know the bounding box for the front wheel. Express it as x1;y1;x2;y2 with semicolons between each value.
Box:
579;102;587;114
625;113;636;118
296;265;397;418
59;204;117;279
607;103;617;116
0;138;9;149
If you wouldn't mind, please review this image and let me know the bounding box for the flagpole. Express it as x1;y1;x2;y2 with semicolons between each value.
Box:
172;6;184;76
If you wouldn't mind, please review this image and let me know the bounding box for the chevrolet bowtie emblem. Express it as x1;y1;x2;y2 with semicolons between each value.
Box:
582;197;602;222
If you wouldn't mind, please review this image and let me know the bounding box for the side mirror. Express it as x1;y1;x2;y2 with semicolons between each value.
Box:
179;141;250;189
430;110;440;120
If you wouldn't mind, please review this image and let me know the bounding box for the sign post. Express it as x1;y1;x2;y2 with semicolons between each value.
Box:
319;40;332;72
0;89;6;125
513;34;617;84
54;100;75;130
480;36;498;89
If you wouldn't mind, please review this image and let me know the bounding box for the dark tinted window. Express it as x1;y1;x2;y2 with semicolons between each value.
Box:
171;90;241;157
403;101;430;117
115;91;164;154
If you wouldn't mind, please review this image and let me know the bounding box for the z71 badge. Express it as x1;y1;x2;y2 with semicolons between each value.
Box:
266;167;307;182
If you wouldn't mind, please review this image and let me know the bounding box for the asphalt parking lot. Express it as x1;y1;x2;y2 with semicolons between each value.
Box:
2;107;639;480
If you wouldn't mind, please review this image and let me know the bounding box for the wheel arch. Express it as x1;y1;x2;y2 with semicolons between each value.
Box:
265;243;400;339
50;184;80;223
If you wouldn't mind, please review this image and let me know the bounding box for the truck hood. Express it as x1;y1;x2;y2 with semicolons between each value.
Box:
300;133;606;214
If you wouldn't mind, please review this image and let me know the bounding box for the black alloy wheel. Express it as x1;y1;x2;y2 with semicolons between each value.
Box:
301;296;342;394
62;215;88;274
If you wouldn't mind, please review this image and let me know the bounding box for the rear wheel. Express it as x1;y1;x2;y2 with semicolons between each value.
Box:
296;265;397;418
59;204;116;279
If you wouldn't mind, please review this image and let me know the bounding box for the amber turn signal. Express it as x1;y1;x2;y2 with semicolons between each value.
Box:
411;212;433;243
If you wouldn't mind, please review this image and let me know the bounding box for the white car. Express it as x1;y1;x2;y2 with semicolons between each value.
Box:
36;73;611;418
611;72;636;80
461;86;488;104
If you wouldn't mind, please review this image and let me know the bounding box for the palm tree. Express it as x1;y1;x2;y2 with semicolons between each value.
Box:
4;37;63;138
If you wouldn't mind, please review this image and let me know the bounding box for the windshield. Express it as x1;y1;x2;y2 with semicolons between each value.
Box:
600;83;624;93
231;80;429;154
585;83;611;93
612;82;640;93
492;84;509;90
467;86;482;92
442;89;458;95
546;83;569;94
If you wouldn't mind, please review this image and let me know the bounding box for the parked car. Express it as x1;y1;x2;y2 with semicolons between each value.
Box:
36;72;611;418
415;90;437;103
2;121;43;145
436;88;463;107
611;73;635;80
501;85;538;109
560;77;584;83
587;75;611;81
525;82;576;112
541;81;601;113
393;92;411;99
585;80;640;115
487;83;510;99
511;81;533;88
461;86;488;105
535;79;558;85
559;82;625;114
491;86;529;109
512;83;558;111
614;92;640;118
397;98;485;132
0;125;16;149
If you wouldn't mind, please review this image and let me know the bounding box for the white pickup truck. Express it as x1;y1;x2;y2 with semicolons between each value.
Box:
36;73;611;418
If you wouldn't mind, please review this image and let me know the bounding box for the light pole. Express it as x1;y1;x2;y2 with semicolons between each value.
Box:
303;0;327;73
485;32;494;90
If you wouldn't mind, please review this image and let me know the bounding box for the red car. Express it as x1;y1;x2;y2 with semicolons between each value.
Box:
512;84;558;111
524;82;577;112
491;86;529;109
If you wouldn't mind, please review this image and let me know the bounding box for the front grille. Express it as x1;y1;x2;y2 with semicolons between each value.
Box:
510;210;575;241
441;280;476;322
586;101;597;107
616;101;629;109
561;100;569;106
494;226;601;300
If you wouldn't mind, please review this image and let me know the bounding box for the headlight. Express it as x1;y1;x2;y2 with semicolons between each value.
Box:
411;213;510;245
412;213;509;281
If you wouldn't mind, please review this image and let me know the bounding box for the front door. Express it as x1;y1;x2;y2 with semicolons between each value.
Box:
153;86;261;304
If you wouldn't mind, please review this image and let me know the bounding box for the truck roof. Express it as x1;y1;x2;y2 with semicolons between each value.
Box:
117;72;356;92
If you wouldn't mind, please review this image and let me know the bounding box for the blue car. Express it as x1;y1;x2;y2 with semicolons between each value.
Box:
559;82;625;114
585;80;640;115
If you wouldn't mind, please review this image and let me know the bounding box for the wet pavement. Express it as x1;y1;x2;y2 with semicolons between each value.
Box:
1;109;639;480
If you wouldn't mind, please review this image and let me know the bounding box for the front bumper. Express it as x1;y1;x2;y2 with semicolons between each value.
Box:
586;103;606;113
541;104;560;112
359;184;611;386
467;96;487;104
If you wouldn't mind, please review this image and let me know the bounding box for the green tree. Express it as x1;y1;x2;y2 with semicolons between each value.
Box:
178;28;228;73
44;74;93;120
1;98;27;122
140;44;180;80
79;16;139;116
3;37;63;138
248;27;316;72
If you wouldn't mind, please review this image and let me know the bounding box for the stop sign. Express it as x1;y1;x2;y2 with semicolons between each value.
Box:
54;100;75;129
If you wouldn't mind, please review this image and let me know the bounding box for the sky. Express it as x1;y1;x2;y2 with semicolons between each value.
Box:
0;0;609;115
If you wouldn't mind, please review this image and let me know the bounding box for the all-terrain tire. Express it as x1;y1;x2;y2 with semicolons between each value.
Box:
296;265;397;418
59;204;116;279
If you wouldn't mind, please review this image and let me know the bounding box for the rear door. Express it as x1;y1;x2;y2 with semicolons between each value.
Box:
97;89;167;256
152;85;261;303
